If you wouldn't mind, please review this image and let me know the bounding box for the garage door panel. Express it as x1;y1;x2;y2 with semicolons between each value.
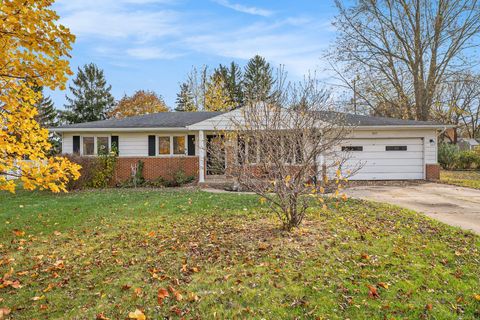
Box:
342;138;423;145
357;145;424;152
341;165;424;173
347;172;424;180
342;158;423;166
345;151;424;159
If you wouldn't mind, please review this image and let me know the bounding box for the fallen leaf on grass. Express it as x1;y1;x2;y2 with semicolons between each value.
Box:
188;292;199;302
32;295;45;301
168;286;182;301
0;308;11;319
474;294;480;301
13;229;25;237
147;231;155;238
43;283;55;292
134;288;142;297
96;312;110;319
258;243;269;251
128;309;146;320
377;282;389;289
425;304;433;311
157;288;169;305
367;285;379;298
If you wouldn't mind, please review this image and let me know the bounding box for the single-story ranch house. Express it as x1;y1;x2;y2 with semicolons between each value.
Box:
51;109;449;183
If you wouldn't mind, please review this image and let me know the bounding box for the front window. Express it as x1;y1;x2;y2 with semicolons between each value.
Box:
83;137;94;156
159;136;170;155
173;136;186;155
386;146;407;151
97;137;109;155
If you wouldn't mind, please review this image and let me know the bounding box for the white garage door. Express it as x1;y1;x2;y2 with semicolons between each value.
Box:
340;138;424;180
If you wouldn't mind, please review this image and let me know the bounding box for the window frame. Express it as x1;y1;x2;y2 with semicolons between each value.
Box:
157;134;188;157
81;135;111;156
385;145;408;151
342;146;363;152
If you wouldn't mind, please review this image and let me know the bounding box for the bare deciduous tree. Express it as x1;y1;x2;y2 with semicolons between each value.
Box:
208;76;355;230
330;0;480;121
433;72;480;141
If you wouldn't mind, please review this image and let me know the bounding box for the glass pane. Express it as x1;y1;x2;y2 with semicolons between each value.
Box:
97;137;109;155
173;136;185;155
83;137;94;156
159;136;170;155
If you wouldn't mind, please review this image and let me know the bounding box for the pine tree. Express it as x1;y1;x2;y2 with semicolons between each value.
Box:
217;62;243;107
34;87;58;128
32;86;61;154
175;82;197;111
243;55;274;102
61;63;115;123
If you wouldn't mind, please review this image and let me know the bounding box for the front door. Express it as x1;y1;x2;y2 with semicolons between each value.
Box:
206;135;226;175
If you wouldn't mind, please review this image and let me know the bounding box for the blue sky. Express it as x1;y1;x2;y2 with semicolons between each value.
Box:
48;0;339;109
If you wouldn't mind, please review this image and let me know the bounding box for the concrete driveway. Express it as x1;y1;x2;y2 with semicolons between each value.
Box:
346;183;480;234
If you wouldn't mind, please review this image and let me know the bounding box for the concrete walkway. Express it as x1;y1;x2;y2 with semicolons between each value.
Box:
346;183;480;234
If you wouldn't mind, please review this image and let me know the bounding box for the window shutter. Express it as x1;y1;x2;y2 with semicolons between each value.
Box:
148;135;156;156
111;136;119;155
73;136;80;154
187;135;195;156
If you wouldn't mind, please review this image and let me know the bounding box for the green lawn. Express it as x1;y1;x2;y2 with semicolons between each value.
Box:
0;189;479;319
440;170;480;189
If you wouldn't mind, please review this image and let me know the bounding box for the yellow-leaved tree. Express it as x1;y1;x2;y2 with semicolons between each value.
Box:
0;0;81;193
205;72;236;111
108;90;169;119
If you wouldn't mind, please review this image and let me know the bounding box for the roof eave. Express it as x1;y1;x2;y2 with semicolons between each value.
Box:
351;124;454;130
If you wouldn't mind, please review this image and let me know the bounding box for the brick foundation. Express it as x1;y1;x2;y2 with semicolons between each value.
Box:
425;164;440;180
114;157;199;183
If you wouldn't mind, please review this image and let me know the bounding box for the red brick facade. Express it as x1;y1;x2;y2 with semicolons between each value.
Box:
425;164;440;180
114;157;199;183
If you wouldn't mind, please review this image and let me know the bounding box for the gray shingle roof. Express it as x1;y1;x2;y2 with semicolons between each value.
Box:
54;110;444;130
56;112;224;129
320;111;443;126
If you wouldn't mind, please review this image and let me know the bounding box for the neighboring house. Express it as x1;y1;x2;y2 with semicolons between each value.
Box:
457;138;480;151
51;109;449;183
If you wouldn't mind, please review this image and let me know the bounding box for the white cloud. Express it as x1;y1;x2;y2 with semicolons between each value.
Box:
213;0;273;17
59;10;180;41
182;19;332;77
54;0;334;77
126;47;181;59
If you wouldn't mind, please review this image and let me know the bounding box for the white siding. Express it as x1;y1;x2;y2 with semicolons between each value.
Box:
62;133;73;154
116;133;149;156
60;131;198;157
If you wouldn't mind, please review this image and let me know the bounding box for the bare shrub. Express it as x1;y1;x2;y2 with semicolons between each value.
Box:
208;75;357;230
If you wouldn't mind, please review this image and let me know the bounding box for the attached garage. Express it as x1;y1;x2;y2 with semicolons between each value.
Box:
341;138;425;180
